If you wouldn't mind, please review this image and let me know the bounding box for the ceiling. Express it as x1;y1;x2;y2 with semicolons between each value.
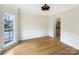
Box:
9;4;79;16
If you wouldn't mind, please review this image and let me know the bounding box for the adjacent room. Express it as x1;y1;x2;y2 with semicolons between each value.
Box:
0;4;79;55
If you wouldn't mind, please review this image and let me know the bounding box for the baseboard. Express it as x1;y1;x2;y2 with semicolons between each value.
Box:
19;36;53;42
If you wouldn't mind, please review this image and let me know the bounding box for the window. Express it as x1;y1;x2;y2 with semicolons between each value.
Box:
3;15;14;44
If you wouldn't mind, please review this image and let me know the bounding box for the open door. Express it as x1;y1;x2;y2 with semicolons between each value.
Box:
56;17;61;40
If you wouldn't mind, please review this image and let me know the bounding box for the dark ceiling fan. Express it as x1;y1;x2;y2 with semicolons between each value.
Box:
41;4;50;11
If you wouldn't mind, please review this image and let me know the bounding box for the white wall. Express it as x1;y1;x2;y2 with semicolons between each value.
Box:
20;12;49;40
48;16;56;38
0;5;4;52
55;6;79;49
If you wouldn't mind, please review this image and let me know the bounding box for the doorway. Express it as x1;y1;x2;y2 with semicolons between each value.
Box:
56;16;61;40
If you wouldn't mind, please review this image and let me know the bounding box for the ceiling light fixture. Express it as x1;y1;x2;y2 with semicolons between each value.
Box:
41;4;50;11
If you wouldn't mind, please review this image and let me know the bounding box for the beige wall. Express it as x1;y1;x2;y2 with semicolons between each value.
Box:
55;6;79;49
48;15;56;38
20;12;49;40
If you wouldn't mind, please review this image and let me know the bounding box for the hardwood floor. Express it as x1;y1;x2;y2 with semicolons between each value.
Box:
3;36;79;55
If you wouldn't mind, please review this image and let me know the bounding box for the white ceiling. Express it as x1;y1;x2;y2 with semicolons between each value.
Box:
12;4;79;16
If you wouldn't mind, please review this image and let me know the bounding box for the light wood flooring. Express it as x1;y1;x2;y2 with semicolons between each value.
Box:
3;36;79;55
